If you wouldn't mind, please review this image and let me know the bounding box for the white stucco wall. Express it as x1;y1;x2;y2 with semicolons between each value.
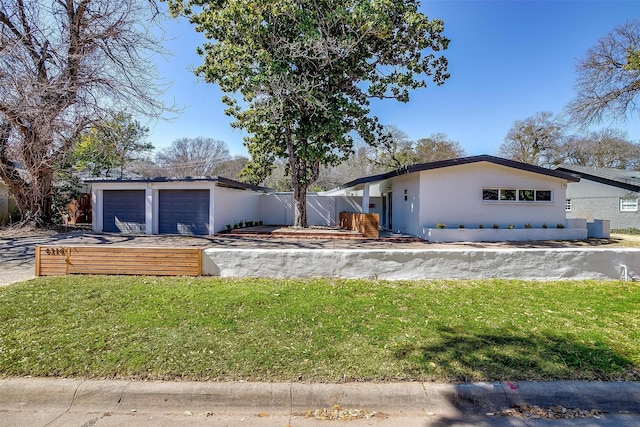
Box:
418;162;568;230
202;248;640;281
213;187;262;232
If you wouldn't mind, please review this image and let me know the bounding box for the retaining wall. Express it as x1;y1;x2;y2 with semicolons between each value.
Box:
202;248;640;281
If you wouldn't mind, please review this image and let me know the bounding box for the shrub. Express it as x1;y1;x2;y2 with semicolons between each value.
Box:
556;223;565;229
225;224;232;231
458;224;465;229
524;223;532;229
492;224;500;229
542;223;548;229
507;224;515;229
436;223;446;229
478;224;485;229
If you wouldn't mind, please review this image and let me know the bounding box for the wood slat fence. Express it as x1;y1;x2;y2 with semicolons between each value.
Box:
35;246;202;277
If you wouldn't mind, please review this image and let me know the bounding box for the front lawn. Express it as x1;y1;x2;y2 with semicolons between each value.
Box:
1;276;638;382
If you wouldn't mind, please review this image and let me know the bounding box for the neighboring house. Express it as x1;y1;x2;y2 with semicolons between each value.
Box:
0;180;18;225
555;164;640;230
87;155;584;241
0;180;9;224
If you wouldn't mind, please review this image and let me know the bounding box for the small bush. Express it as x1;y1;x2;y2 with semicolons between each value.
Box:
542;223;548;229
507;224;514;230
458;224;465;229
246;221;254;227
556;223;565;229
612;227;640;235
225;224;232;231
524;223;532;229
436;223;446;229
233;223;240;229
257;220;264;226
478;224;485;229
492;224;500;229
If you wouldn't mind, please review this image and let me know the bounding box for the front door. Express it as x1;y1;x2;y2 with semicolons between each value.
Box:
387;192;393;230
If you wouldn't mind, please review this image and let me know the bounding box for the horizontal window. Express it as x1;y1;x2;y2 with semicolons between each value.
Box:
620;198;638;212
483;188;553;203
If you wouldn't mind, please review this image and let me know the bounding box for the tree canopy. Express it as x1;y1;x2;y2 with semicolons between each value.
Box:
71;113;152;178
155;137;230;177
497;112;563;167
167;0;449;227
568;19;640;125
0;0;169;225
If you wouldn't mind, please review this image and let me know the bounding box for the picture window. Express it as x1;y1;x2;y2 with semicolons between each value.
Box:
482;188;553;203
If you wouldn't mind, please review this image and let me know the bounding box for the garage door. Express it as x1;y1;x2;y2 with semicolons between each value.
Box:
158;190;210;235
103;190;145;233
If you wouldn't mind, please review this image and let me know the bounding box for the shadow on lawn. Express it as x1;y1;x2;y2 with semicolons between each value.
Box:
394;326;634;382
401;327;638;426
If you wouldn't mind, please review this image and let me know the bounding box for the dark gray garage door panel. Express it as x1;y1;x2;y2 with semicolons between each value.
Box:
103;190;146;233
158;190;210;235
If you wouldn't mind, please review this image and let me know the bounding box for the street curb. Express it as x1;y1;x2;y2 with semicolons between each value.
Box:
1;379;639;414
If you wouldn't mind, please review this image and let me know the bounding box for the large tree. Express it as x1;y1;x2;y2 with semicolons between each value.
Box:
560;128;640;170
568;19;640;125
168;0;449;227
0;0;168;225
155;136;230;177
497;112;564;167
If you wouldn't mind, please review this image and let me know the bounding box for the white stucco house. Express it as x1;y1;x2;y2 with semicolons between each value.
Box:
87;155;588;241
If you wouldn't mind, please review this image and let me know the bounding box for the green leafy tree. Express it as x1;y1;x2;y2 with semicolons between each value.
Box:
167;0;449;227
568;19;640;125
71;113;152;178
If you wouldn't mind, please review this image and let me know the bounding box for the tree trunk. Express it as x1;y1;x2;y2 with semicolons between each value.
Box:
292;181;307;228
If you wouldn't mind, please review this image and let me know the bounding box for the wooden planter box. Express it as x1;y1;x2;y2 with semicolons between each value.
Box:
339;212;379;238
35;246;202;277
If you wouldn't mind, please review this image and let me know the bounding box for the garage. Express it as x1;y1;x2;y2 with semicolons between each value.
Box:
103;190;146;233
158;189;210;235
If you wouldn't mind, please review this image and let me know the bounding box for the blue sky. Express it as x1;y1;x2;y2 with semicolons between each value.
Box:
149;0;640;158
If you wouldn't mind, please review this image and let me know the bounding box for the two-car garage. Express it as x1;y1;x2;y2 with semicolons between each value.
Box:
101;188;210;236
90;177;269;236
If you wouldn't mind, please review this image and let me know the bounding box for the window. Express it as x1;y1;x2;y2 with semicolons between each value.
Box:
482;188;553;203
536;190;552;201
566;199;572;212
500;189;516;201
519;190;535;202
482;189;499;200
620;198;638;212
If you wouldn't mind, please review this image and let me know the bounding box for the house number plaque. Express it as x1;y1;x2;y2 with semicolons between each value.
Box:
45;247;66;256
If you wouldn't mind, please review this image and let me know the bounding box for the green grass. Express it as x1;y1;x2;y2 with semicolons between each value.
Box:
1;276;639;383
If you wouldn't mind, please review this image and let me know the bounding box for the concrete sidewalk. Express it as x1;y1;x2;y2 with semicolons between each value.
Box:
1;378;639;426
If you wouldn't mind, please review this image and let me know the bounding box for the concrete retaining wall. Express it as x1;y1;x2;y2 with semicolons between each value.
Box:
202;248;640;281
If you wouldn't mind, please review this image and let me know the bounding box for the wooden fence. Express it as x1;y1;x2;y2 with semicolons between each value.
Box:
35;246;202;277
339;212;379;238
